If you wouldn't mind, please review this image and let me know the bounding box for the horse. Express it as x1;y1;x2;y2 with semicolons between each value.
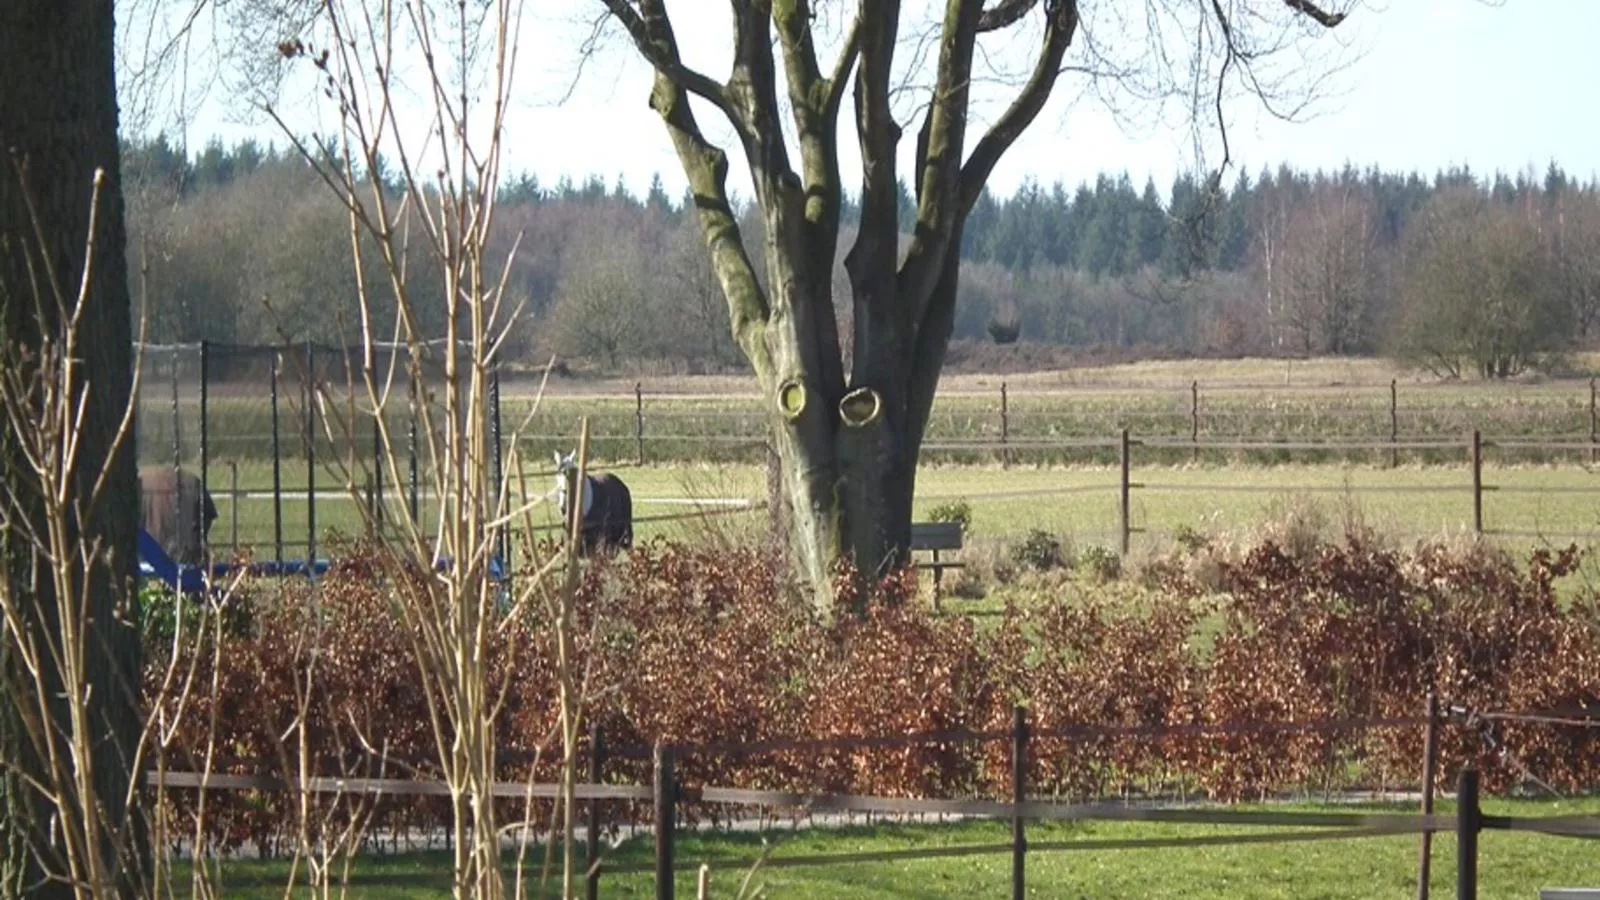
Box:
139;466;218;566
553;452;632;555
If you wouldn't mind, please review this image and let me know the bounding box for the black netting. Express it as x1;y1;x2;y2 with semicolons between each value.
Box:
133;340;509;563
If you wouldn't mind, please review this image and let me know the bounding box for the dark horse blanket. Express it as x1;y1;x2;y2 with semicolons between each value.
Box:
567;473;633;555
140;466;217;566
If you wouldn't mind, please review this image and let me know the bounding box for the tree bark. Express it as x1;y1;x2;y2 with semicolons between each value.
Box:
604;0;1343;613
0;0;143;895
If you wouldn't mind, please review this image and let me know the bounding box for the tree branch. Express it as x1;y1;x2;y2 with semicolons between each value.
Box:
598;0;738;123
978;0;1039;32
845;0;903;287
774;0;846;227
1283;0;1347;28
823;13;862;123
728;0;793;203
895;0;985;317
958;0;1080;215
632;49;769;365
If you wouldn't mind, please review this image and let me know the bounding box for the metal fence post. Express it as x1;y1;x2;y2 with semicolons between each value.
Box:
654;743;676;900
305;340;316;565
1120;428;1132;556
372;408;384;533
636;381;646;465
1471;430;1483;535
587;725;605;900
1011;705;1028;900
199;341;210;553
170;349;181;472
1456;768;1479;900
1417;692;1440;900
408;378;420;523
492;367;506;568
229;460;239;557
270;351;284;566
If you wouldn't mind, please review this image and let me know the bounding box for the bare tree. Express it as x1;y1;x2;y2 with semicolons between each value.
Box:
1547;192;1600;343
595;0;1357;605
0;0;144;895
1391;187;1568;379
1274;181;1377;355
549;223;657;368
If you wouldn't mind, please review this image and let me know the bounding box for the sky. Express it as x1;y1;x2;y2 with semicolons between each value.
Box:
151;0;1600;201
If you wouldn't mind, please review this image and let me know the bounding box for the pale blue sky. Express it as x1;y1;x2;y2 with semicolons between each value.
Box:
164;1;1600;199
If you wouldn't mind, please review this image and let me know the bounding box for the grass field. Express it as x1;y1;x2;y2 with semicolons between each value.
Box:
194;796;1600;898
196;460;1600;558
131;356;1600;559
137;356;1600;471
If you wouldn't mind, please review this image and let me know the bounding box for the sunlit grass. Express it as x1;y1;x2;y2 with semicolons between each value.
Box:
192;795;1600;899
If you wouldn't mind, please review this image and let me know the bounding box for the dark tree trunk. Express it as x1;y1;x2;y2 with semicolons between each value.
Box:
0;1;143;895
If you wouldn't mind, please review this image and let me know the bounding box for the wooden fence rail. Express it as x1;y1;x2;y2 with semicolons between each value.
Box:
144;703;1600;899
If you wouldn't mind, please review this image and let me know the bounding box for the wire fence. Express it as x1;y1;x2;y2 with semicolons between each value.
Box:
132;343;1600;570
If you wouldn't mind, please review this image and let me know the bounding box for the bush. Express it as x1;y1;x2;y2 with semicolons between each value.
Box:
926;498;973;533
1173;523;1209;552
1011;528;1066;571
147;534;1600;846
1076;544;1122;581
986;316;1020;344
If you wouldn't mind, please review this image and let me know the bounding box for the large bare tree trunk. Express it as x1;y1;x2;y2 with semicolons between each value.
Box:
601;0;1350;612
0;1;142;895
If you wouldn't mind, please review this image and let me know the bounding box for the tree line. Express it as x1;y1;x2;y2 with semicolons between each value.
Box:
124;137;1600;378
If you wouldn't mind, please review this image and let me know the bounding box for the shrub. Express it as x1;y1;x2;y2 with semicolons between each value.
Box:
1011;528;1066;572
1173;523;1209;552
1076;544;1122;581
986;316;1020;344
145;533;1600;845
926;498;973;533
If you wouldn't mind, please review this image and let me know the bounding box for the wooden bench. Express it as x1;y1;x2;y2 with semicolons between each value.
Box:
910;521;965;601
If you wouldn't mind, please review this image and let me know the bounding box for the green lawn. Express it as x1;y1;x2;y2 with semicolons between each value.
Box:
193;796;1600;898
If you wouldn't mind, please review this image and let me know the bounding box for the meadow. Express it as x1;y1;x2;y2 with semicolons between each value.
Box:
134;355;1600;558
194;460;1600;561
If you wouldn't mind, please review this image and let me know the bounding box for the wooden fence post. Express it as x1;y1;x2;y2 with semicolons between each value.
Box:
1391;379;1400;468
1471;430;1483;535
1011;705;1028;900
1456;768;1479;900
1000;381;1010;468
587;725;605;900
1590;378;1596;465
1190;380;1199;462
636;381;646;465
655;743;676;900
1120;428;1132;556
1417;692;1440;900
